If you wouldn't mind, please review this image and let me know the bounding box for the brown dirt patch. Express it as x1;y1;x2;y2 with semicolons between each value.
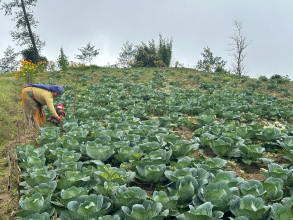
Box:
264;152;289;164
226;161;265;181
130;179;156;197
172;127;194;140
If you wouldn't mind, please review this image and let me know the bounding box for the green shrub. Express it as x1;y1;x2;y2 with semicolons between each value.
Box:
200;81;215;90
21;47;48;64
258;75;268;82
270;74;291;84
215;65;228;74
270;74;282;79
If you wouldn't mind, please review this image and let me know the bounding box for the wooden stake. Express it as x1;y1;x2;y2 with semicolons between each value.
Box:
73;72;79;117
7;154;11;191
17;122;20;143
14;151;21;200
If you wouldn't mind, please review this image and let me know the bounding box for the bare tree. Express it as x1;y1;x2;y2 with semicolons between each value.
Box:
228;20;251;76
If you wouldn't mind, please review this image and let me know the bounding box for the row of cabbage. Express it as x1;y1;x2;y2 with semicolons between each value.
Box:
65;77;293;164
71;77;293;121
16;76;293;219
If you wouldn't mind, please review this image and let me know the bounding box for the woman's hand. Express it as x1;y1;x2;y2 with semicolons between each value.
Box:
58;117;63;123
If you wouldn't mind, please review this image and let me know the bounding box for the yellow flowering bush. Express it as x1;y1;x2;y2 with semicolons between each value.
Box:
15;60;46;83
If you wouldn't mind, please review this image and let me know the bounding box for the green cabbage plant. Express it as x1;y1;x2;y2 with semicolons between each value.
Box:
211;171;243;188
138;141;161;153
121;200;169;220
196;114;214;126
256;127;282;142
169;140;198;157
16;193;53;218
57;170;91;190
167;175;198;206
98;215;120;220
263;177;284;202
62;137;81;151
114;145;136;162
152;191;178;210
17;145;45;161
239;180;265;197
65;194;112;219
30;181;57;197
239;144;265;165
177;202;224;220
83;143;114;161
203;157;227;171
165;167;209;187
229;195;271;220
271;203;293;220
277;136;293;151
38;127;61;145
262;163;293;186
94;165;136;185
60;186;88;206
208;137;234;157
170;156;202;169
199;181;232;212
136;149;172;166
111;186;147;209
136;164;166;182
23;170;56;188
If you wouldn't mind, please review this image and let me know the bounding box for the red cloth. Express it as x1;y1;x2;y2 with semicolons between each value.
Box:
56;103;64;110
50;103;66;125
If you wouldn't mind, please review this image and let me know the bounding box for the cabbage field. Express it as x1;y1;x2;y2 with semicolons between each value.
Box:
15;71;293;219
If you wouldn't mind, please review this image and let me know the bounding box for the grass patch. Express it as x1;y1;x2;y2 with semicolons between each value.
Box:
0;76;24;146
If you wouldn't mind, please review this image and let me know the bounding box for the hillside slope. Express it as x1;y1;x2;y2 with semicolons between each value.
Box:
0;67;292;219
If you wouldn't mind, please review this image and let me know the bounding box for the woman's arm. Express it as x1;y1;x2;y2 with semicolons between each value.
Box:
44;95;59;118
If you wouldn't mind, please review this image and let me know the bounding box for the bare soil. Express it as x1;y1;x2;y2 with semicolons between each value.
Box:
226;161;266;181
172;127;195;140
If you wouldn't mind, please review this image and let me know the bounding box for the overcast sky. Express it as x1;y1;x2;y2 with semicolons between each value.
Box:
0;0;292;79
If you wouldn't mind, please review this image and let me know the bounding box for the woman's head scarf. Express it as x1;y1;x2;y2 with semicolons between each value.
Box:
51;85;63;94
25;84;63;94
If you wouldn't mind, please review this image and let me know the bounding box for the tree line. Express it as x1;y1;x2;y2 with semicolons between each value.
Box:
0;0;250;76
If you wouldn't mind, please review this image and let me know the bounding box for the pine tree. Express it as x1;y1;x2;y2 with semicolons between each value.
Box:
57;47;69;71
